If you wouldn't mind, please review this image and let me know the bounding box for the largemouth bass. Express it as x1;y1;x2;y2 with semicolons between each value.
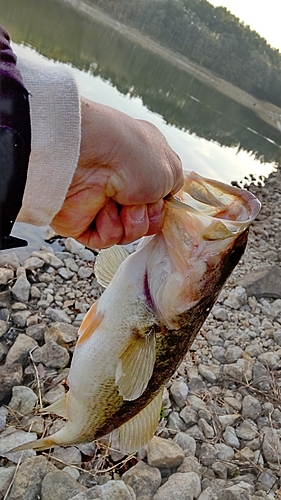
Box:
12;171;260;454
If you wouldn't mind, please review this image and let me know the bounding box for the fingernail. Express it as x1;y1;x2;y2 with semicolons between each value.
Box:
148;200;164;222
130;205;146;222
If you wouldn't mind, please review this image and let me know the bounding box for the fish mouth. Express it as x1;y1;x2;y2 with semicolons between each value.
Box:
165;170;261;241
147;171;261;328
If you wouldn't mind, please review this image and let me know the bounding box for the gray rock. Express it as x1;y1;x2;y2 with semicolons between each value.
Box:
224;286;247;309
0;344;6;363
0;466;16;500
170;378;189;408
223;426;240;448
147;436;184;468
185;395;206;412
218;414;239;430
255;468;278;492
0;252;20;269
64;258;79;272
0;406;8;431
99;480;136;499
252;362;271;392
32;341;69;369
0;290;11;308
272;408;281;426
45;307;72;324
242;395;262;419
0;320;8;338
188;376;206;393
167;411;187;433
20;415;45;436
11;268;30;302
244;344;263;358
211;346;226;364
258;351;280;369
197;487;218;500
173;433;196;456
185;424;205;441
198;418;215;439
261;427;281;463
70;488;102;500
11;310;32;327
58;267;75;280
212;307;230;322
180;406;198;427
211;461;228;480
26;324;46;342
236;420;258;441
0;428;36;463
44;322;78;347
64;238;85;254
41;470;86;500
0;363;23;403
23;256;45;270
78;267;93;279
218;484;252;500
0;267;14;285
62;466;80;481
6;334;38;366
9;385;38;416
177;456;202;478
78;249;95;262
8;456;55;500
122;460;161;500
225;345;243;363
50;446;82;469
42;384;66;405
199;442;217;467
31;251;64;269
273;330;281;346
153;472;201;500
198;364;218;383
222;360;244;380
238;265;281;299
76;441;96;456
215;443;234;461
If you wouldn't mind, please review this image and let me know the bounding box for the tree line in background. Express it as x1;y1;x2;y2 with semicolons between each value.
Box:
90;0;281;108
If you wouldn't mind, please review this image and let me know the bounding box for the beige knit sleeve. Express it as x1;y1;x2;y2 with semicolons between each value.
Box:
16;55;81;226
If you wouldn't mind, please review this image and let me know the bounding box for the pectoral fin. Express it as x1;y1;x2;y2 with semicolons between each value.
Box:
94;245;129;288
116;327;156;401
40;393;69;419
118;388;163;453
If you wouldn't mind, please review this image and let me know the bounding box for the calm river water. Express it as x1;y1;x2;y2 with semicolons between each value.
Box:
1;0;280;251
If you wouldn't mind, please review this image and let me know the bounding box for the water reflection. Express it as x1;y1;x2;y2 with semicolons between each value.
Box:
0;0;281;188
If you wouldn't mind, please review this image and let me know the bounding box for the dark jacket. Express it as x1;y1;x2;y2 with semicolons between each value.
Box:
0;26;31;249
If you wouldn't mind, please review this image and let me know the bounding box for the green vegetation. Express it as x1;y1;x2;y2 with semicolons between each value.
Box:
90;0;281;108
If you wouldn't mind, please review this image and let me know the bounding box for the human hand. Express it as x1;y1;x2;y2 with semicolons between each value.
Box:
51;97;183;249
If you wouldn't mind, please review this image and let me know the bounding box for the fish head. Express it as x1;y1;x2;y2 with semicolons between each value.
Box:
147;171;261;329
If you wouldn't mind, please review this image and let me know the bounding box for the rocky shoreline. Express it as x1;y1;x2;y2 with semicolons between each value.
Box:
0;170;281;500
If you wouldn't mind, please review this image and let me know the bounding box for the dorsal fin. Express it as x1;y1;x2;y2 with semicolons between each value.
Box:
117;389;163;453
94;245;129;288
116;327;156;401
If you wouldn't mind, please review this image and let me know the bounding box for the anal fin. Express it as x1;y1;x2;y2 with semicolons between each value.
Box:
117;388;163;453
40;393;69;419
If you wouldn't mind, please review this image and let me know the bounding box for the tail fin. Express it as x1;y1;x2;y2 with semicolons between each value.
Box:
8;436;57;453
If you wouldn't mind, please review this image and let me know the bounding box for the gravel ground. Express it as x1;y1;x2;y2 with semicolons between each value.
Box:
0;170;280;500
